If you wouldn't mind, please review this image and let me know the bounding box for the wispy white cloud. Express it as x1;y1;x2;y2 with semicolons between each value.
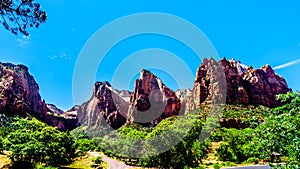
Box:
274;58;300;70
49;49;72;61
17;35;31;46
49;55;57;60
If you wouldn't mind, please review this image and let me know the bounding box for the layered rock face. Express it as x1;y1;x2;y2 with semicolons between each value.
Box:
76;81;128;129
186;58;290;111
241;64;290;107
0;63;47;116
75;70;181;129
0;63;78;130
0;58;290;131
128;69;181;125
47;103;64;114
185;58;227;112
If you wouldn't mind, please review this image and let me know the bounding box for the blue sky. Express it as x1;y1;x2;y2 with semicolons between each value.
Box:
1;0;300;110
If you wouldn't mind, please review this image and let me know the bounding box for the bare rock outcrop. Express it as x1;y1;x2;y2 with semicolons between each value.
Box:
0;62;78;130
76;81;128;129
186;57;290;111
0;63;48;116
0;57;290;131
128;69;181;126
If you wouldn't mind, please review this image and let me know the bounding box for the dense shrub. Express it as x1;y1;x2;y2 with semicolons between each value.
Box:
2;118;76;167
215;92;300;167
75;138;97;151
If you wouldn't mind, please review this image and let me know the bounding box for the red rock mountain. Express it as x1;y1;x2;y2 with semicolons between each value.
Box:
0;63;78;130
75;70;182;129
76;81;128;130
0;58;291;130
128;69;182;126
186;57;290;112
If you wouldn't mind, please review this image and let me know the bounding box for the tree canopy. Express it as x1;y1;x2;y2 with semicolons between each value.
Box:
1;117;76;168
0;0;47;35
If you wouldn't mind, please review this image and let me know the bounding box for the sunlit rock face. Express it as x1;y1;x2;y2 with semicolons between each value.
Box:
76;58;290;130
0;63;47;116
0;62;78;131
76;81;129;130
128;69;182;126
185;57;291;112
0;57;289;131
75;70;182;129
241;63;290;107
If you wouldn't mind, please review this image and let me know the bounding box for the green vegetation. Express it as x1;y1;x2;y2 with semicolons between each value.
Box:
215;91;300;168
0;117;76;168
65;154;108;169
77;91;299;168
0;92;299;168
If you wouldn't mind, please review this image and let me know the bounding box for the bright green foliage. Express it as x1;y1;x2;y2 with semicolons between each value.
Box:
272;91;300;116
94;112;211;168
255;91;300;164
222;105;270;128
90;156;106;168
75;138;97;152
146;114;208;168
255;111;300;164
213;163;221;169
215;91;300;166
2;117;76;167
216;128;255;163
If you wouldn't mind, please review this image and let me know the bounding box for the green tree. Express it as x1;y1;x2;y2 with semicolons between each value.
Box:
216;128;255;163
4;118;75;167
75;138;97;152
140;113;211;168
254;91;300;164
0;0;47;35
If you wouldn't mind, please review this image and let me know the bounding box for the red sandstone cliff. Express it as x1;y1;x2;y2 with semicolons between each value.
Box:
0;62;78;130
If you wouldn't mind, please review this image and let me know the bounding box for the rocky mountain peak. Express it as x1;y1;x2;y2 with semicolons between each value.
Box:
0;58;291;131
128;69;181;126
46;103;64;114
0;62;45;115
76;81;128;130
74;69;182;129
0;62;78;131
186;57;291;110
228;58;249;75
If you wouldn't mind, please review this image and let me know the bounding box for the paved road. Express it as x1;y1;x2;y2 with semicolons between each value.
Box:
88;152;272;169
101;156;136;169
88;151;137;169
222;165;271;169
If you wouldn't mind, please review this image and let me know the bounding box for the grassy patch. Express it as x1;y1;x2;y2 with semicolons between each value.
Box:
0;152;11;169
63;154;108;169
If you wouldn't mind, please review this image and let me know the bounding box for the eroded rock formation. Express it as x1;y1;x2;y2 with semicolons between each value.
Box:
0;63;78;130
128;69;181;126
76;81;128;129
0;58;290;130
186;57;290;112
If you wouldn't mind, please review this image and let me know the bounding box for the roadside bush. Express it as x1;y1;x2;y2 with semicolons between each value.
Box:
75;138;97;151
3;118;76;167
